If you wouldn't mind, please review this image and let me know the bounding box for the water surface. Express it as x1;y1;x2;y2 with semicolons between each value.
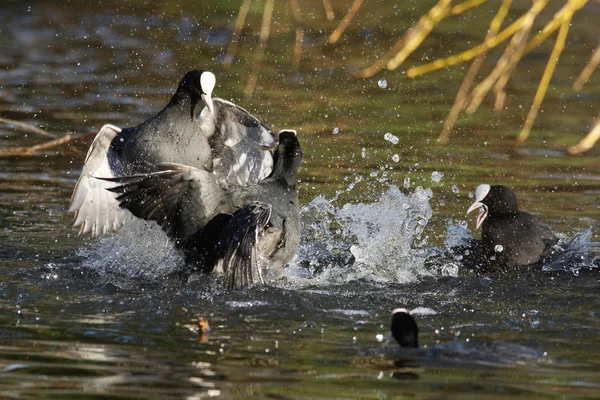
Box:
1;0;599;398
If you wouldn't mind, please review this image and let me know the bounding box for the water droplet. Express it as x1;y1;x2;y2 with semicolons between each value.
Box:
403;177;411;189
378;79;387;89
431;171;444;182
384;132;399;145
459;220;468;229
452;184;459;194
392;154;400;162
376;333;384;342
494;244;504;252
361;148;367;158
332;127;339;134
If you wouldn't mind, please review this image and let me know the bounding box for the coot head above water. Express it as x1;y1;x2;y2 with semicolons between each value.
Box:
69;69;277;237
390;308;419;348
170;70;216;118
467;184;518;229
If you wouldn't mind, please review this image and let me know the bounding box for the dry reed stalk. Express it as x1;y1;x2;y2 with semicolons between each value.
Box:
406;13;527;78
223;0;253;69
524;0;587;54
0;116;58;139
439;0;512;143
356;0;453;78
518;6;573;142
465;0;549;114
568;111;600;155
323;0;335;21
0;116;85;156
244;0;275;99
573;41;600;91
327;0;365;44
451;0;486;15
0;132;73;156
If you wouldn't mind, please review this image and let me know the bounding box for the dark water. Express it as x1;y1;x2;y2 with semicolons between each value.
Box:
1;0;600;398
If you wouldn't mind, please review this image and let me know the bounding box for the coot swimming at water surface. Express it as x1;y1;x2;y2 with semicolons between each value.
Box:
390;308;419;348
104;130;302;290
425;184;560;272
466;184;557;269
69;70;277;237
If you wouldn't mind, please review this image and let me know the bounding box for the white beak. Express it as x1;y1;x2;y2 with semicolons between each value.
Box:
199;71;216;115
467;201;488;230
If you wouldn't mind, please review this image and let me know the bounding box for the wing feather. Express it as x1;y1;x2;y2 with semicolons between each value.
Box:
211;98;276;188
69;124;131;237
218;202;272;290
104;163;229;243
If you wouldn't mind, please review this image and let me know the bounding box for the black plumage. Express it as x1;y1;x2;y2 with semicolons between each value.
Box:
465;184;557;269
390;309;419;348
69;70;276;237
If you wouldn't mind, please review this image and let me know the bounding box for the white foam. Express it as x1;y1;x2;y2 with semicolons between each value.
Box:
409;307;438;316
227;300;269;308
285;184;434;286
77;178;438;287
76;219;184;282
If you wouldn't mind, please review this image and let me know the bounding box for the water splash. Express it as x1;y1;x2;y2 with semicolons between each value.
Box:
428;222;599;276
288;184;434;285
542;225;600;274
76;219;184;282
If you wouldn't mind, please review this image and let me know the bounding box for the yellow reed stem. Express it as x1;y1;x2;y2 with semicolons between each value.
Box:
386;0;453;71
356;0;452;78
327;0;364;44
574;41;600;91
524;0;587;53
451;0;486;15
518;11;572;142
466;0;548;114
244;0;274;99
223;0;253;69
568;111;600;154
439;0;512;143
323;0;335;21
406;13;528;78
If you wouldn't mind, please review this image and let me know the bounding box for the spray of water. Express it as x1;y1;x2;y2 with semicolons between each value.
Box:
73;178;597;286
542;225;600;274
76;219;184;282
286;184;434;285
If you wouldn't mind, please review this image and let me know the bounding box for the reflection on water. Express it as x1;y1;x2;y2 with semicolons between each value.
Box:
1;0;600;398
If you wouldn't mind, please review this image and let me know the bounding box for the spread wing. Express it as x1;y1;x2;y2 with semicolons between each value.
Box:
104;163;228;244
211;98;276;188
69;124;131;236
217;202;272;290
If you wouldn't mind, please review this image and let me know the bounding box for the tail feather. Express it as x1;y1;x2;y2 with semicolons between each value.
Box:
218;202;272;290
